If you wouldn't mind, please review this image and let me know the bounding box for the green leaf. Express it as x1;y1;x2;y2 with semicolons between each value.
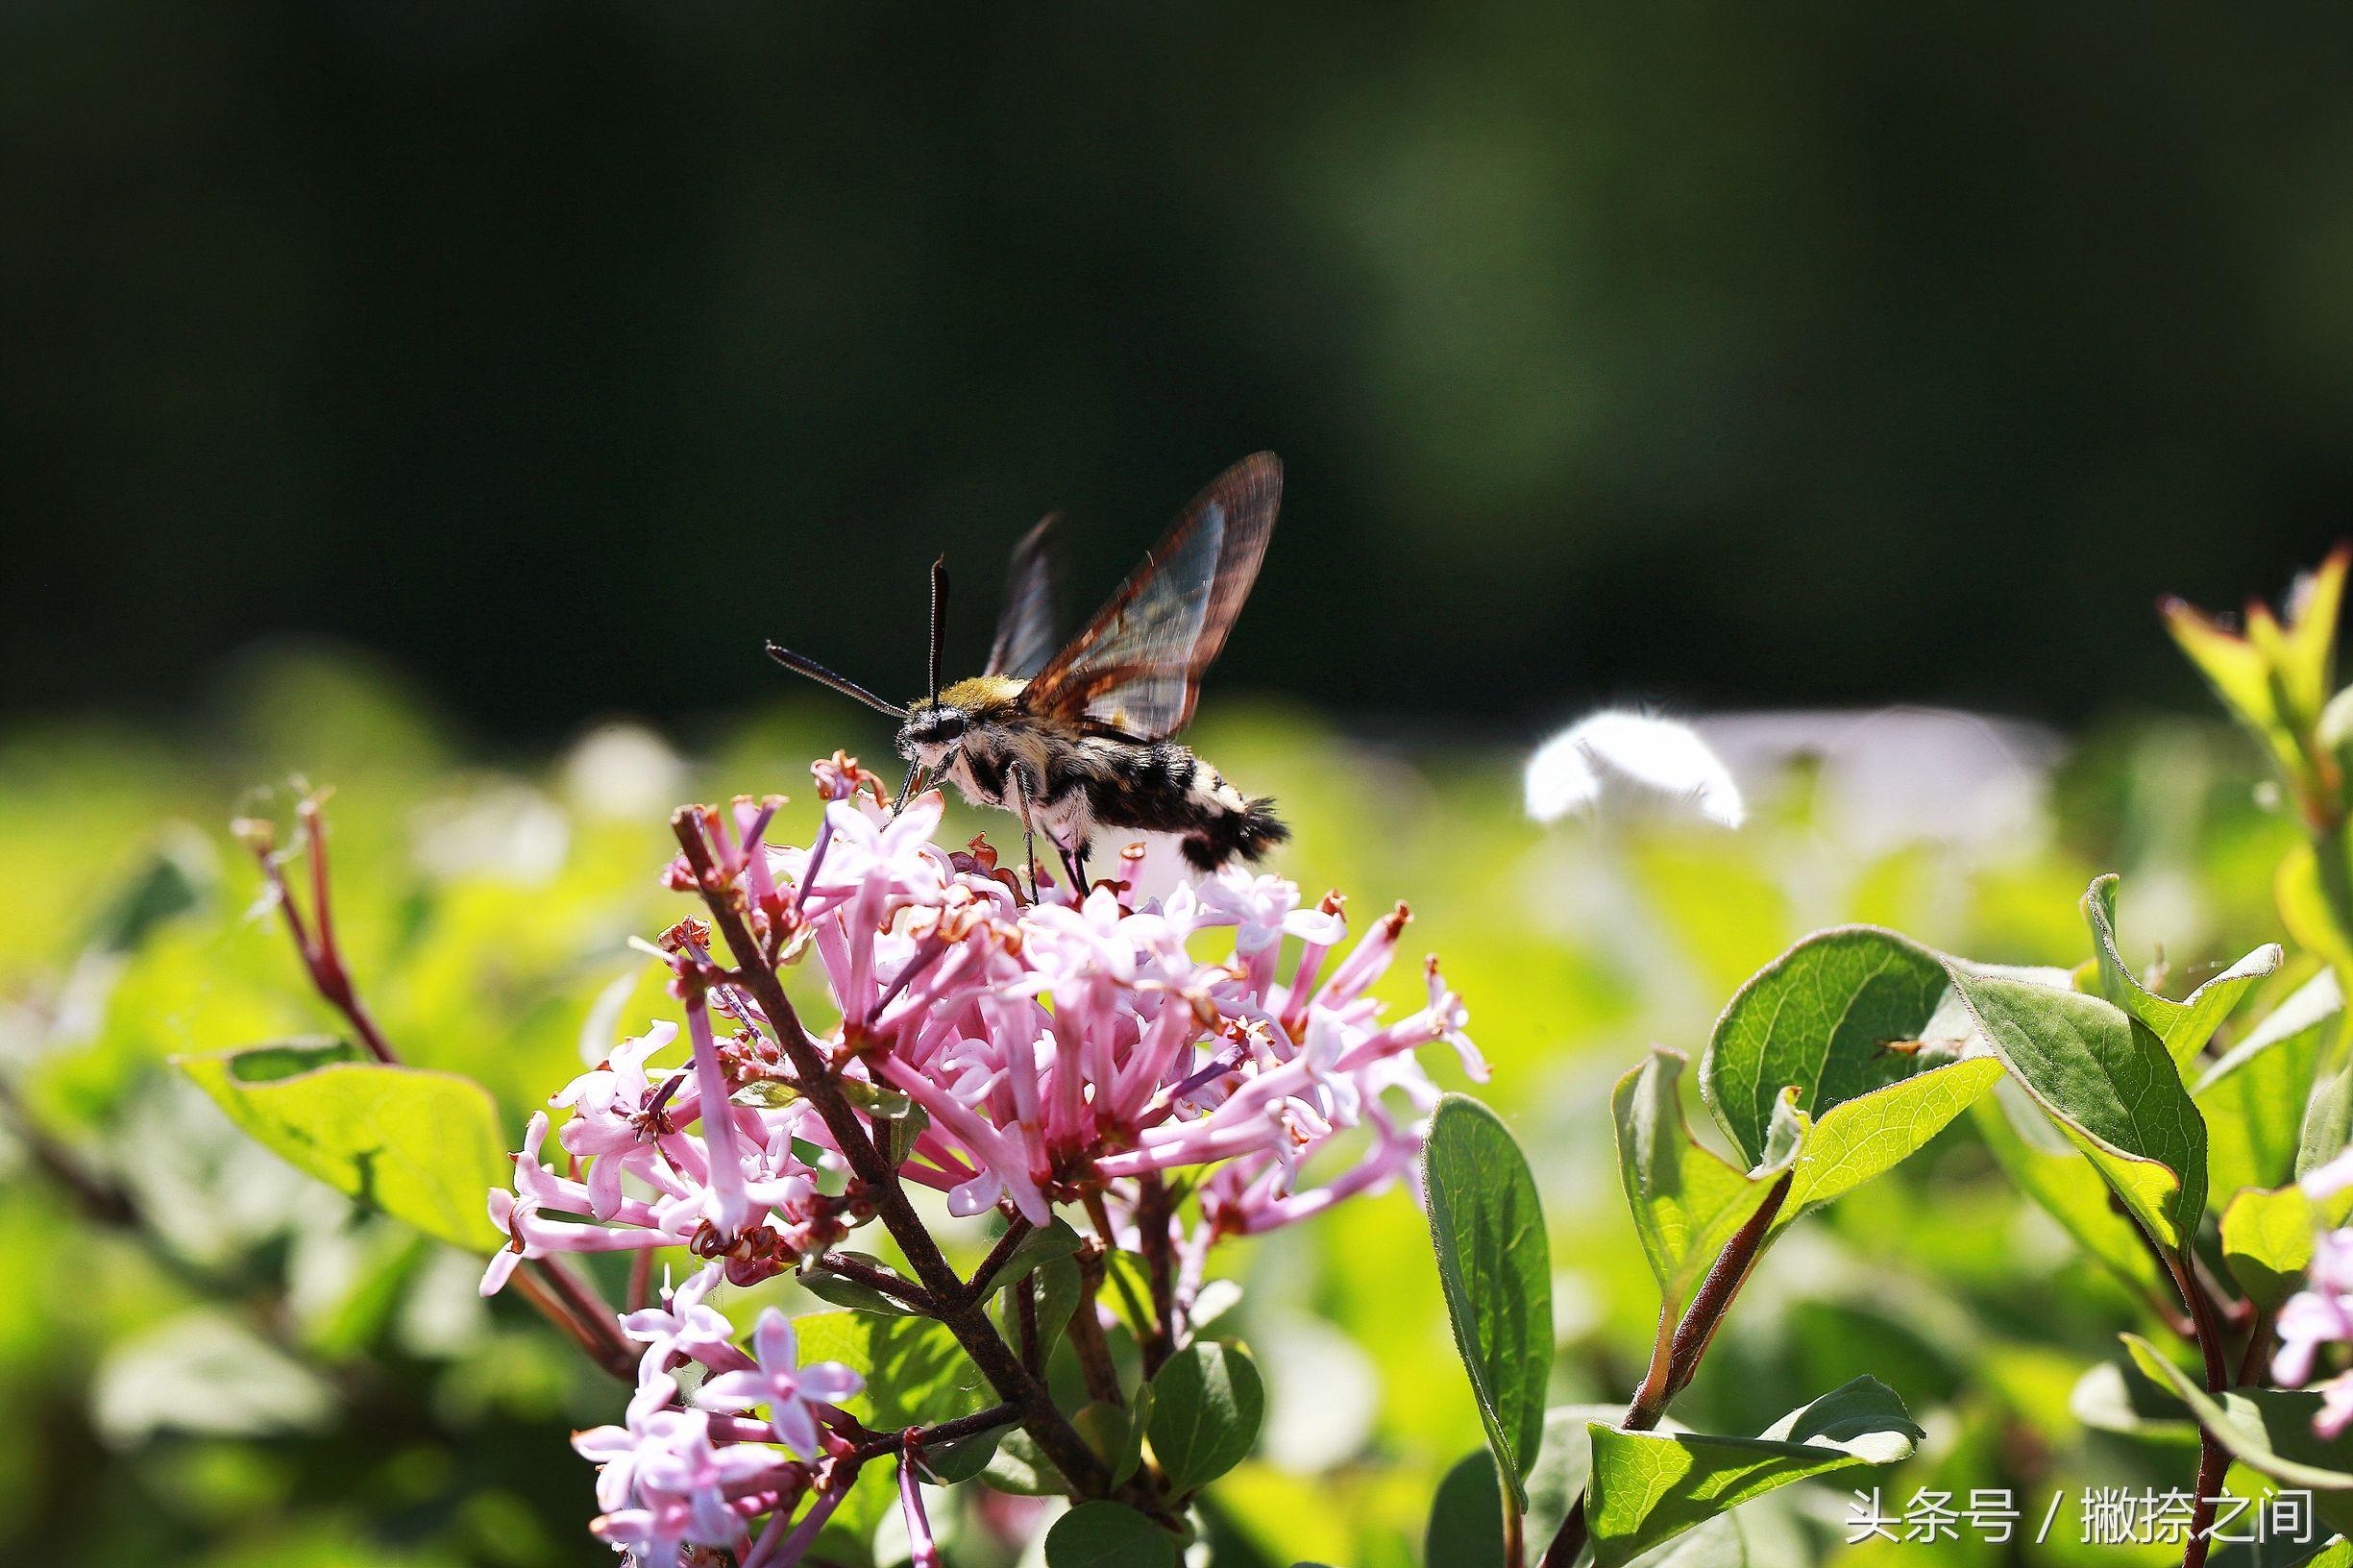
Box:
1045;1501;1178;1568
2280;843;2353;978
1774;1057;2005;1226
2166;596;2290;738
1096;1251;1159;1339
2123;1335;2353;1533
975;1217;1084;1299
2309;1054;2353;1183
797;1253;923;1316
2222;1184;2353;1311
914;1415;1012;1485
2200;969;2341;1198
1427;1407;1620;1568
1423;1094;1554;1510
2199;969;2345;1095
1699;926;1957;1166
1946;967;2207;1251
2166;550;2349;790
87;828;215;954
1584;1377;1922;1567
789;1310;991;1433
1426;1449;1507;1568
2071;1359;2198;1439
1611;1049;1782;1313
1074;1399;1143;1488
1146;1338;1264;1495
1971;1084;2174;1316
2085;874;2281;1068
977;1425;1066;1496
174;1038;506;1251
996;1251;1082;1366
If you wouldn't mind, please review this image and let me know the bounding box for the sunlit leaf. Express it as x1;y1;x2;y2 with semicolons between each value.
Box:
2123;1335;2353;1534
2084;873;2279;1069
2199;969;2341;1199
1611;1049;1781;1313
1583;1377;1922;1567
1774;1058;2004;1226
174;1038;506;1251
789;1310;992;1433
1423;1094;1553;1510
2279;842;2353;979
2222;1185;2353;1312
1946;968;2206;1252
1700;927;1956;1167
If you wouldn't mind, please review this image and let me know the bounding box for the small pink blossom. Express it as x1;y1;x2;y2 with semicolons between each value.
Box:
496;762;1483;1563
700;1309;866;1458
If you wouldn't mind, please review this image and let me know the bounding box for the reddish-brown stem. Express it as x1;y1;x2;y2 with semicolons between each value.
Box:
1657;1172;1791;1409
535;1257;637;1375
1016;1275;1043;1375
842;1400;1020;1464
1544;1173;1792;1568
2236;1310;2275;1388
1137;1171;1179;1377
247;796;650;1381
963;1215;1036;1305
512;1263;638;1382
250;799;398;1066
2107;1193;2204;1340
1069;1247;1127;1408
2169;1250;2233;1568
669;811;1108;1495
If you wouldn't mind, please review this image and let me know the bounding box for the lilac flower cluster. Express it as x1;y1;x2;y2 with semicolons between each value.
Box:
2272;1154;2353;1439
481;756;1482;1563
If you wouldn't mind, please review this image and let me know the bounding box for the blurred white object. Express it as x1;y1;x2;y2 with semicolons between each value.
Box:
1696;707;2057;855
1526;709;1745;828
411;782;570;884
561;721;689;821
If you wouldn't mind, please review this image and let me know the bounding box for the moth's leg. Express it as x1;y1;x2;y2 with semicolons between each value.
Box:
1008;763;1043;898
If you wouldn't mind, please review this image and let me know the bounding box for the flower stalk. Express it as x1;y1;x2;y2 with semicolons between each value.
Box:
667;808;1114;1497
1543;1171;1792;1568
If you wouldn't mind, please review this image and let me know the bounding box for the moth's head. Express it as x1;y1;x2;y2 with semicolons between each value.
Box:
896;699;969;767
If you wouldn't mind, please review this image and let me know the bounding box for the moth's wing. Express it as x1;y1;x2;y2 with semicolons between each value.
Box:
986;515;1059;678
1025;453;1281;738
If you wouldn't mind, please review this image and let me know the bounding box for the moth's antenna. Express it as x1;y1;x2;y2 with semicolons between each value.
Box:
764;643;909;718
927;555;949;709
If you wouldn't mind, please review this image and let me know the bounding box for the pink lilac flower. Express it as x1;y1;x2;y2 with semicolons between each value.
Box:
495;756;1482;1562
621;1261;747;1372
2273;1226;2353;1436
699;1309;866;1458
899;1448;942;1568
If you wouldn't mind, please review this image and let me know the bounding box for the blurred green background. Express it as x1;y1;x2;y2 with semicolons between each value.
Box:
8;4;2353;1565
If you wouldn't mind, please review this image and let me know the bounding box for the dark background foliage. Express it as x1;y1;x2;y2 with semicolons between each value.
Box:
11;2;2353;744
